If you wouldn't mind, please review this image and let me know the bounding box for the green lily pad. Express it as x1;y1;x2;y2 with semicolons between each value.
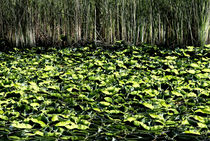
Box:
202;68;210;72
0;115;8;120
184;130;200;135
30;118;47;128
190;63;200;69
55;121;72;127
100;101;111;106
134;121;150;130
11;122;32;129
142;103;154;110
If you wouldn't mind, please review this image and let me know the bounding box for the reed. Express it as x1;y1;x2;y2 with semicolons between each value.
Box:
0;0;209;47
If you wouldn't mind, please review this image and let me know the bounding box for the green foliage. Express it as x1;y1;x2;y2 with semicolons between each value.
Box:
0;44;209;140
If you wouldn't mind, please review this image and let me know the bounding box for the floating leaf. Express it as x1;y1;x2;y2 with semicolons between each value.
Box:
8;136;21;140
93;108;101;112
165;56;177;60
150;125;164;131
197;123;207;128
34;130;44;136
11;122;32;129
0;115;8;120
181;119;190;125
106;110;121;114
44;66;55;71
142;103;154;110
171;91;183;97
202;68;210;73
186;92;197;97
187;70;196;74
78;124;89;130
134;121;150;130
41;54;53;59
55;121;72;127
125;117;136;122
65;124;79;130
29;82;39;91
104;97;113;103
61;136;73;140
184;130;200;135
99;101;111;106
149;113;164;120
30;118;47;128
132;81;140;88
51;115;59;122
30;103;40;107
195;108;210;115
166;120;177;125
190;63;200;69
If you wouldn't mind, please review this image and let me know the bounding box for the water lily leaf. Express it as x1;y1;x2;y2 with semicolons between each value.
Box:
61;136;73;140
55;121;72;126
11;122;32;129
196;73;208;78
182;119;190;125
100;101;111;106
30;118;47;127
142;103;154;110
106;110;121;114
190;63;200;69
130;60;138;65
149;113;164;120
104;97;113;103
191;115;205;123
125;117;136;122
183;52;190;57
80;119;91;126
171;91;183;97
187;70;196;74
195;108;210;115
165;56;177;60
41;54;53;59
166;120;177;125
44;66;55;71
65;124;79;130
0;115;8;120
51;115;59;122
107;66;115;71
93;108;101;112
202;68;210;73
150;125;164;131
132;81;140;88
102;87;120;95
34;130;44;136
160;101;171;108
184;130;200;135
186;92;197;97
48;85;60;90
144;89;159;97
29;82;39;92
30;103;40;107
78;124;89;130
116;60;127;69
172;69;179;75
134;121;150;130
101;90;111;95
168;109;179;115
8;136;21;140
197;123;207;128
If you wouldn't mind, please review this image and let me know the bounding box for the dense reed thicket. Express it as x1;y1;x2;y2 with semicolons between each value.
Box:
0;0;209;47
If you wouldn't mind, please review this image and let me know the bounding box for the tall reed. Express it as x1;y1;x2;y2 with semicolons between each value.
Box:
0;0;209;47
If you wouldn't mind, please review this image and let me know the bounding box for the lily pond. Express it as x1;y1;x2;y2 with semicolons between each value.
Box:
0;44;209;141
